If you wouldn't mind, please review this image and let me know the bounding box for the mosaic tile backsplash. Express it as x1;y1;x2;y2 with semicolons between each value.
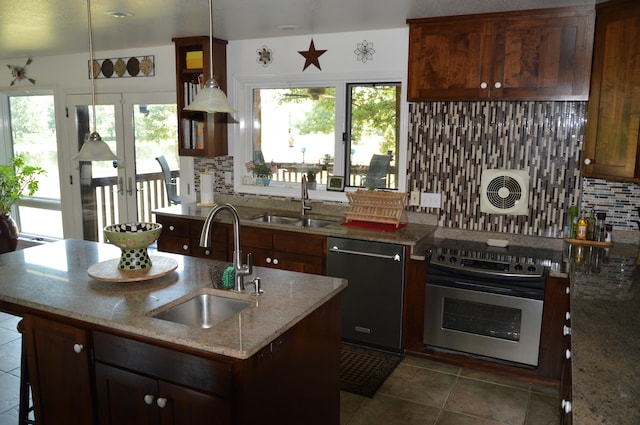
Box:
196;100;640;239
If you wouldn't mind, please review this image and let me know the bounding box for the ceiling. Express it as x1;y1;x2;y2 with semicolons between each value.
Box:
1;0;596;61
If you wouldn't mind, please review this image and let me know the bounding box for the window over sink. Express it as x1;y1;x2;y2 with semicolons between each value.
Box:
233;77;407;201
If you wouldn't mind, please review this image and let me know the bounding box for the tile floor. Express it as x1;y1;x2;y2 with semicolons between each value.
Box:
0;311;560;425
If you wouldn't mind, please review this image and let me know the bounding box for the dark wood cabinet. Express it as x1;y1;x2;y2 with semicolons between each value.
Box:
407;6;594;101
242;226;327;275
22;314;94;425
156;214;231;261
173;36;228;157
538;275;571;381
583;0;640;182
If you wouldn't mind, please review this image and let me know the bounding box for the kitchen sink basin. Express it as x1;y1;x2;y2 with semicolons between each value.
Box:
251;214;300;225
251;214;335;228
152;293;253;329
295;218;334;228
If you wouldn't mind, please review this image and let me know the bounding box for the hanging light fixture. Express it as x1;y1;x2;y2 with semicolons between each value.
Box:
73;0;118;161
183;0;235;113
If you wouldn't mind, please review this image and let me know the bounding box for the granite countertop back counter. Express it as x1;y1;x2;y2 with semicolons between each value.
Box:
0;239;347;359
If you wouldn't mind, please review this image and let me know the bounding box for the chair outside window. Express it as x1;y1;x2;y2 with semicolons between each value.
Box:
155;155;181;205
363;154;392;189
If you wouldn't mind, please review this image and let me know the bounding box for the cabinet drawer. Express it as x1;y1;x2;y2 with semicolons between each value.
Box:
242;226;273;249
157;235;191;255
93;331;234;397
157;216;190;235
275;231;326;256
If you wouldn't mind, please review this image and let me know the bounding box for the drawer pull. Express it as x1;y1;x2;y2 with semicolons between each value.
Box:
144;394;154;405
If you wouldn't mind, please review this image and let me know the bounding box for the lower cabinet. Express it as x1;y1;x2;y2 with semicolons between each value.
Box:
22;314;94;424
156;214;231;261
94;362;231;425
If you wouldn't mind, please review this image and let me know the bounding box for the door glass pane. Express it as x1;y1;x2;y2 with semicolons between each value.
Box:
347;84;399;189
9;94;63;238
77;104;118;242
132;103;179;222
251;87;335;185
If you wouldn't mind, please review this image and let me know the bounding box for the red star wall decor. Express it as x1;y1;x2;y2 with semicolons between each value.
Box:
298;39;327;71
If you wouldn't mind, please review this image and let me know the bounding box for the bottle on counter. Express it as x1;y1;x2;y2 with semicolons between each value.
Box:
596;212;607;242
605;224;613;243
576;210;588;240
569;205;579;238
587;209;596;240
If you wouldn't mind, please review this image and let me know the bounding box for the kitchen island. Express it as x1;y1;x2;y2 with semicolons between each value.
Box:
0;239;347;424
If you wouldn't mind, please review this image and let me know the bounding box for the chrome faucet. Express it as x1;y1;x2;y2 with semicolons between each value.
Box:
301;174;312;216
200;203;253;292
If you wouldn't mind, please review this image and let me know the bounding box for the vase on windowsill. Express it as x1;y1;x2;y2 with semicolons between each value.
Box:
0;154;45;254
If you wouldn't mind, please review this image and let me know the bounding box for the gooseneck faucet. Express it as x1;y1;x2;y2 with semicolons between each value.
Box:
200;203;253;291
301;174;312;217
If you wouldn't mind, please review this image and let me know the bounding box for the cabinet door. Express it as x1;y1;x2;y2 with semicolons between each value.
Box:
23;314;94;424
156;215;191;255
408;19;493;101
583;0;640;181
95;362;159;425
493;11;594;100
158;380;231;425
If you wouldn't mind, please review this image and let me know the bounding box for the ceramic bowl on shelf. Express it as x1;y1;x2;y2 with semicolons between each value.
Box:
103;222;162;270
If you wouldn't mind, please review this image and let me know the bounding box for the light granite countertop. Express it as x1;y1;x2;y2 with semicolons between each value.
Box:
0;239;347;359
567;242;640;425
153;202;437;258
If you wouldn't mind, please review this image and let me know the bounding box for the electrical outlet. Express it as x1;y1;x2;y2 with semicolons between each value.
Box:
224;171;232;185
420;192;441;208
410;191;420;206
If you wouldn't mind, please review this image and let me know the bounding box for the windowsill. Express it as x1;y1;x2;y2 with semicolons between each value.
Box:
235;182;371;203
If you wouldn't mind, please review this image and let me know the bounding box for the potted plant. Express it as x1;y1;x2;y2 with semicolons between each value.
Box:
0;154;45;253
251;163;274;186
306;170;317;190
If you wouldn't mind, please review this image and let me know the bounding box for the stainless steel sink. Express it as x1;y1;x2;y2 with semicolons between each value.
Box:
152;293;252;329
251;214;299;225
294;218;334;228
252;214;335;228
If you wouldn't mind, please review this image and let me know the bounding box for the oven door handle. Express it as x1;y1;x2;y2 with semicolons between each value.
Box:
450;280;514;295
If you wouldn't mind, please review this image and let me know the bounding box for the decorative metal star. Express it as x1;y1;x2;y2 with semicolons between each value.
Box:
298;39;327;71
7;57;36;86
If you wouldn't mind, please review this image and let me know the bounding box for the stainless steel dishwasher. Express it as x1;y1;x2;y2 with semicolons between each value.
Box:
327;237;405;351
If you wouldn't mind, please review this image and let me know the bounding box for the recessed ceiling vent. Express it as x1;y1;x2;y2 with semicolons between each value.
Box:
480;169;529;215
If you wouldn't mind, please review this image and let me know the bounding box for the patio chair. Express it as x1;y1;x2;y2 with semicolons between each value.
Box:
155;155;181;205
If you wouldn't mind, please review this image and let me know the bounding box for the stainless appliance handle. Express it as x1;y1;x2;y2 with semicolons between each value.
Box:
329;246;401;261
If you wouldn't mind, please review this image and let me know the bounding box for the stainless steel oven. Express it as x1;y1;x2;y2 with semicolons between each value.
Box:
424;246;548;367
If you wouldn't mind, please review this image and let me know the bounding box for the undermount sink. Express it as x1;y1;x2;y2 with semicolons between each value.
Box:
152;292;253;329
251;214;335;228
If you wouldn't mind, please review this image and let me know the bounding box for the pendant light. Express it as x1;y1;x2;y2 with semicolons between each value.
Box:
183;0;235;113
73;0;119;161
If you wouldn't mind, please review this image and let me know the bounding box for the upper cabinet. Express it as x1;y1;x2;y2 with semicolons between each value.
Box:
173;36;228;157
407;6;595;101
583;0;640;182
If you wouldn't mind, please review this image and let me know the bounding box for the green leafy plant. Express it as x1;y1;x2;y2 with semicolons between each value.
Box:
251;163;273;177
306;170;317;182
0;154;45;215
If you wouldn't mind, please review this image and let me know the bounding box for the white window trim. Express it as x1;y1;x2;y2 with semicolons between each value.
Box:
231;72;408;202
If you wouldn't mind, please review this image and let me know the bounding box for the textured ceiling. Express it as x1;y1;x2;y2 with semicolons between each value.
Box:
0;0;596;60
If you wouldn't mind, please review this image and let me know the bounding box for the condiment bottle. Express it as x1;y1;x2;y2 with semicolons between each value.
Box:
586;209;596;240
596;212;606;242
569;205;579;238
576;210;588;240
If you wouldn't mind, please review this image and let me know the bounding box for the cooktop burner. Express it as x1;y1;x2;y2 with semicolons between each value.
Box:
428;243;552;278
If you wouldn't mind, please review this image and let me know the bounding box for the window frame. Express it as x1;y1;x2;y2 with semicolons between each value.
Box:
232;74;408;202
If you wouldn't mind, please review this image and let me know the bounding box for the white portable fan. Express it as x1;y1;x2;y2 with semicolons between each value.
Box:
480;169;529;215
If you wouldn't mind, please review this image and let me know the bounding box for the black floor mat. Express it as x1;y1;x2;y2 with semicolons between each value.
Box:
340;342;403;398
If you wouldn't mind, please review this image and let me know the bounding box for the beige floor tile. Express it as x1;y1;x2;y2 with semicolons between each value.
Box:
445;377;529;425
524;392;561;425
340;391;366;425
403;356;462;376
346;393;440;425
378;363;458;408
437;410;506;425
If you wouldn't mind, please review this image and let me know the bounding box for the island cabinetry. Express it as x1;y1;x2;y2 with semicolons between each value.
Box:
407;6;594;101
22;314;94;425
537;275;572;382
156;214;230;261
582;0;640;182
173;36;228;157
241;226;327;275
93;332;233;424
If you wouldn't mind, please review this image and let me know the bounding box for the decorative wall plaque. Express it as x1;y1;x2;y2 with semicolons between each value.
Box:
88;55;155;79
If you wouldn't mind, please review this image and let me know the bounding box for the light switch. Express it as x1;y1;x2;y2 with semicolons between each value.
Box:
420;192;441;208
410;191;420;206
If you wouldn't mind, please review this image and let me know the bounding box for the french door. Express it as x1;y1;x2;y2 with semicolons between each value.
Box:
67;92;178;242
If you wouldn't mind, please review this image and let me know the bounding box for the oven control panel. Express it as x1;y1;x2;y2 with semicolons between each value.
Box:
429;247;545;278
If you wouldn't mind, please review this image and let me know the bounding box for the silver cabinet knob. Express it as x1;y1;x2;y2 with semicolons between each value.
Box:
182;244;189;251
494;82;502;89
266;257;272;264
563;325;572;336
144;394;154;405
273;258;279;265
156;398;167;408
480;82;488;89
73;343;84;353
169;225;175;231
565;349;571;360
584;158;592;165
